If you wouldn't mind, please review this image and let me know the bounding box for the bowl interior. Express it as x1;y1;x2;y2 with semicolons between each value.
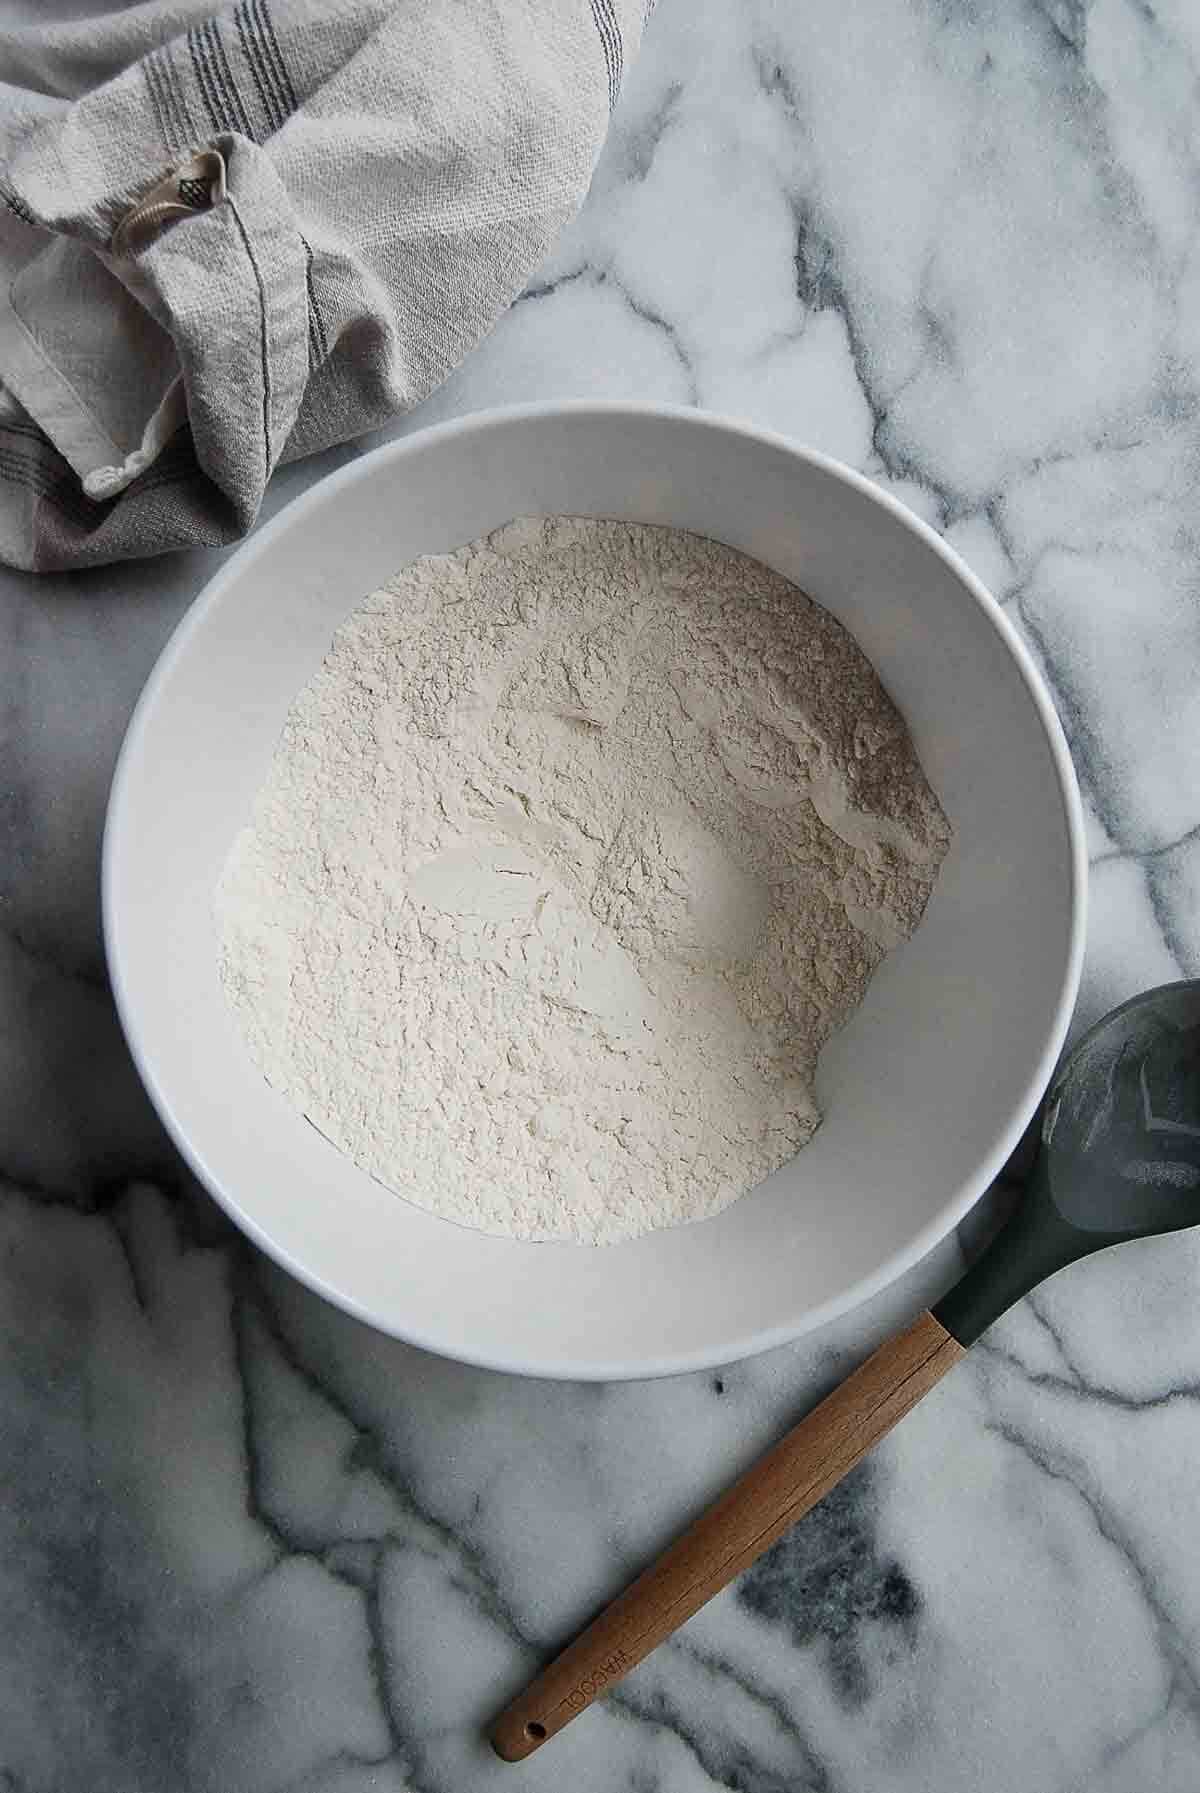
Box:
105;406;1083;1377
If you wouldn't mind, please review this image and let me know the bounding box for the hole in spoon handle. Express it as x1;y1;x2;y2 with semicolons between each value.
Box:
490;1706;555;1761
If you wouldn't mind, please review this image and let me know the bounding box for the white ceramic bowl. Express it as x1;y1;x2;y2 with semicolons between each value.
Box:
104;404;1085;1379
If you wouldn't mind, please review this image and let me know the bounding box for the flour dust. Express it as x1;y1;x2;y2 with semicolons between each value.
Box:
216;518;950;1244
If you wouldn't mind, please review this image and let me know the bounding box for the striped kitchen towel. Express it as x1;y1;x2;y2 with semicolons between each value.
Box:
0;0;644;572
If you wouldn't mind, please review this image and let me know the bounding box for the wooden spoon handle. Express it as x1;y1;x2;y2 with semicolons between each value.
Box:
490;1309;965;1761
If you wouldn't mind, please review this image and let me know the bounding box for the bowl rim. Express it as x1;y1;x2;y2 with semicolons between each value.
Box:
103;399;1088;1379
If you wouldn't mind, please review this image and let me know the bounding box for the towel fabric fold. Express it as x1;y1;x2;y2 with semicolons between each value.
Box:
0;0;642;571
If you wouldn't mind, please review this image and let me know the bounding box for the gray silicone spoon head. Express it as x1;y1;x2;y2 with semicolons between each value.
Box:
934;979;1200;1347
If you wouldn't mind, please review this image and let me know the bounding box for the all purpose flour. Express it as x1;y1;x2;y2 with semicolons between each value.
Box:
216;518;951;1244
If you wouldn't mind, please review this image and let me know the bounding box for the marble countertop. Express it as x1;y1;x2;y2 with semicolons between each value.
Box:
4;2;1200;1788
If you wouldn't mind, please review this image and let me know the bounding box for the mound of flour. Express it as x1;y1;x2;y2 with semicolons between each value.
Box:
216;518;950;1244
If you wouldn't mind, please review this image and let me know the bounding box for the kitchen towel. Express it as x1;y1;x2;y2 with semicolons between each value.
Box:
0;0;644;572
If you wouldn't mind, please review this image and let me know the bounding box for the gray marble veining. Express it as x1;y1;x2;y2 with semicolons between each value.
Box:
3;1;1200;1788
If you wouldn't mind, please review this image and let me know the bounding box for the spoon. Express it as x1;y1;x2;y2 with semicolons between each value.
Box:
491;978;1200;1761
